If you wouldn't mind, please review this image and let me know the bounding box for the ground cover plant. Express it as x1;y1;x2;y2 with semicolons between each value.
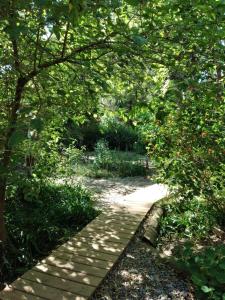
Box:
176;243;225;300
2;181;98;285
158;196;225;299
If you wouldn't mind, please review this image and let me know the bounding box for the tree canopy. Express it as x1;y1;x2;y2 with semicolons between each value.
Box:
0;0;224;247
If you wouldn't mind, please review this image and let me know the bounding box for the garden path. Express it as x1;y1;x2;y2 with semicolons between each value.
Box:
0;179;168;300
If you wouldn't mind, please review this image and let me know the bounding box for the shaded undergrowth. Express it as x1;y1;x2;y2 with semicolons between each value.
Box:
2;182;98;285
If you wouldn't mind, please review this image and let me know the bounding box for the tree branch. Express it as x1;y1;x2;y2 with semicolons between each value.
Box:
34;23;41;71
27;39;111;80
61;21;70;58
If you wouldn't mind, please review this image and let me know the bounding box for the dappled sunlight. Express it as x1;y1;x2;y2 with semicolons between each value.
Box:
91;241;192;300
34;263;101;286
0;178;168;299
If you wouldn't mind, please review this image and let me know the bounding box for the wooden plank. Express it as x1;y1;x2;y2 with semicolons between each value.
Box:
106;207;147;216
84;221;137;235
0;289;44;300
22;270;95;298
143;227;158;245
97;214;142;225
12;278;87;300
101;211;143;221
52;252;113;270
42;256;108;278
86;220;140;235
34;264;102;287
53;246;118;263
65;237;127;255
70;235;129;248
76;230;130;245
77;226;131;241
89;218;140;230
58;240;124;257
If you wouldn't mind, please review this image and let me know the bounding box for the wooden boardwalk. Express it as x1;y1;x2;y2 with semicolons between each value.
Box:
0;184;168;300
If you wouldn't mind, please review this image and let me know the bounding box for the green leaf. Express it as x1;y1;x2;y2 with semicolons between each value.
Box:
201;286;214;293
191;273;206;286
219;258;225;270
5;24;27;39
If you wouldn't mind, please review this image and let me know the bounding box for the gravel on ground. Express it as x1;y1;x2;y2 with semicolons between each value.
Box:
90;226;194;300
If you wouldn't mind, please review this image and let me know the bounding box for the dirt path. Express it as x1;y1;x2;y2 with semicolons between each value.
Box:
65;176;157;209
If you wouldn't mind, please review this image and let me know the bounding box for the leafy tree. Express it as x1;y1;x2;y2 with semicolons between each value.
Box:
0;0;148;245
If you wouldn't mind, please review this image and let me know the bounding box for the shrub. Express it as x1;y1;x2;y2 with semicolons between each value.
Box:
100;117;145;152
159;197;217;240
4;181;98;283
64;118;101;150
93;141;147;177
57;144;85;179
176;243;225;300
93;140;112;170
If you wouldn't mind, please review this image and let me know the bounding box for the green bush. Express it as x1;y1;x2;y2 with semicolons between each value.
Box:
93;140;112;170
93;140;147;177
159;197;217;239
176;243;225;300
4;181;98;283
63;117;146;153
100;117;145;152
145;88;225;219
64;118;101;150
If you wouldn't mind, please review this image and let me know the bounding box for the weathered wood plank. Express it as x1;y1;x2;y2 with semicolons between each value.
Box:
22;270;95;297
34;264;102;287
12;278;87;300
77;225;131;240
59;239;125;256
42;256;108;278
97;214;142;225
52;252;113;270
76;230;130;245
83;222;137;235
70;235;130;248
0;289;44;300
53;246;118;263
101;211;143;221
89;218;140;230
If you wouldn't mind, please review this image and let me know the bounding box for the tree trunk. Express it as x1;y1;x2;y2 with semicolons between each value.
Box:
0;180;7;243
0;77;27;244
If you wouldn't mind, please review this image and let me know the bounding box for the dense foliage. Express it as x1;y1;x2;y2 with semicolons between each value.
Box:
176;243;225;300
0;0;224;297
93;140;147;177
64;116;145;152
159;198;218;240
3;182;97;283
